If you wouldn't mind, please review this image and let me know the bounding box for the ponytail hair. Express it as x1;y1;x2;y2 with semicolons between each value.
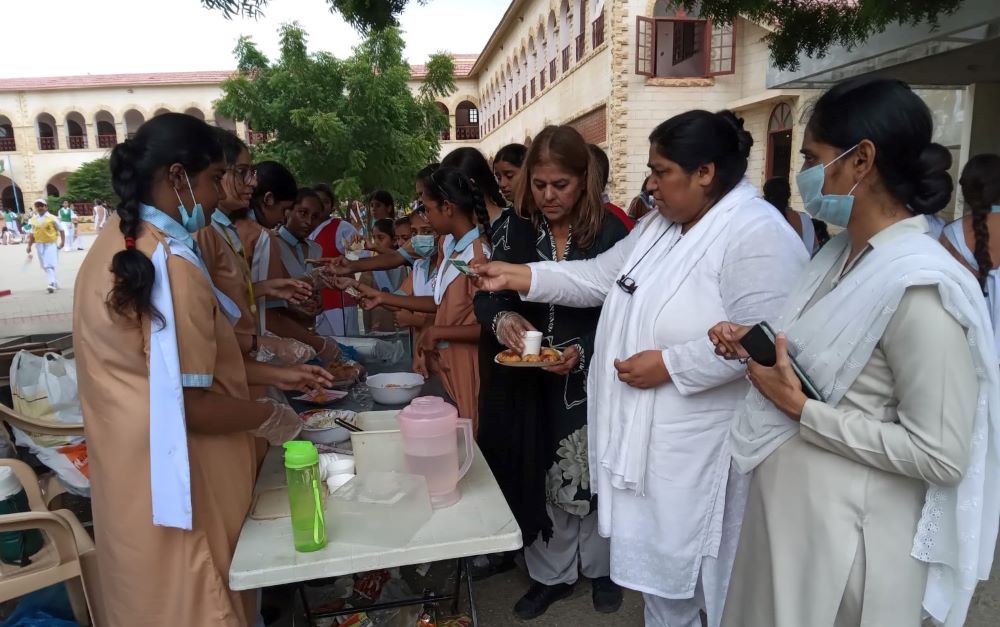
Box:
107;112;222;322
440;147;505;237
959;153;1000;292
422;166;490;238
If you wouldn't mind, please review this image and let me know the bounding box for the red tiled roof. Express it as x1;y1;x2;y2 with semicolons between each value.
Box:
0;71;235;92
410;54;479;79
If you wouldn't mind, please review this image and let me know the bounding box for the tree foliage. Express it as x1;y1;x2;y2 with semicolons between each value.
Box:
201;0;426;31
65;157;117;204
688;0;966;70
214;23;454;204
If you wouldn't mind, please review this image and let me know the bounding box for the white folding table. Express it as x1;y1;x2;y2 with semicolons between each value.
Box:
229;441;522;625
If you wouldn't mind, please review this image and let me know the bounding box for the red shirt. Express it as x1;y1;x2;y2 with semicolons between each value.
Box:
312;217;357;311
605;202;635;231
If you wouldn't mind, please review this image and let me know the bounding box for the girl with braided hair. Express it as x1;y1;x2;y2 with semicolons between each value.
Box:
350;166;490;427
941;153;1000;351
73;113;323;626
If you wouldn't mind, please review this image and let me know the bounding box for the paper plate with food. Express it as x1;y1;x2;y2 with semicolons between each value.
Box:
293;388;349;404
495;347;563;368
298;409;358;445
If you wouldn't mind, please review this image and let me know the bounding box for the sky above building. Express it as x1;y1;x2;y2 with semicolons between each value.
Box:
2;0;509;78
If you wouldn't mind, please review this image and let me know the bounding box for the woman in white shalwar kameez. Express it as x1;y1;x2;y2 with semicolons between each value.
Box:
715;78;1000;627
475;110;808;627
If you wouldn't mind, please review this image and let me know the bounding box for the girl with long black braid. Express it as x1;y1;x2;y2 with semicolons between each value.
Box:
941;153;1000;352
350;167;490;429
72;113;322;627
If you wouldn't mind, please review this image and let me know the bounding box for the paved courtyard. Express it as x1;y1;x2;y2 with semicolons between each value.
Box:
2;232;1000;625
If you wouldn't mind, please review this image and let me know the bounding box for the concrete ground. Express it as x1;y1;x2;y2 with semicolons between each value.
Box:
3;232;1000;625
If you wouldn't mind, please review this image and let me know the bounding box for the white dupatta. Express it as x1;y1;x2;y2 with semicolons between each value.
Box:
596;179;758;494
730;224;1000;627
149;238;241;530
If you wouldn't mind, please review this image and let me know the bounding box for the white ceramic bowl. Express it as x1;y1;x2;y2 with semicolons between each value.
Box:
299;409;357;445
366;372;425;406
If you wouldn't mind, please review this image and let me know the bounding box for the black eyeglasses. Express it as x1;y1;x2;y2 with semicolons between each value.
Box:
616;276;638;294
229;165;257;184
615;226;679;295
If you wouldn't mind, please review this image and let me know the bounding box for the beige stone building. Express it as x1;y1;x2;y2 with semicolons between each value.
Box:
413;0;816;209
0;71;243;212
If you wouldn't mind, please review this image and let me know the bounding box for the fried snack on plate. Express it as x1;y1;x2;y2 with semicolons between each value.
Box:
497;350;522;363
523;354;542;363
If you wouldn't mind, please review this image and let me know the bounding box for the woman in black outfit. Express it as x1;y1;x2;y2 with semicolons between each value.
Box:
475;126;628;620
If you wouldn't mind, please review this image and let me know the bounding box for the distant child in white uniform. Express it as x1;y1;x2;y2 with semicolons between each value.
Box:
59;200;85;250
25;199;65;292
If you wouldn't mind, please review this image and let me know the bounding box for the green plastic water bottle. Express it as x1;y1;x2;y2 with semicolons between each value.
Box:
283;441;328;552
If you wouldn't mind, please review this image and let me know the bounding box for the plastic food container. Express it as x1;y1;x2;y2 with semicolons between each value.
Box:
327;471;432;547
366;373;425;405
299;409;357;445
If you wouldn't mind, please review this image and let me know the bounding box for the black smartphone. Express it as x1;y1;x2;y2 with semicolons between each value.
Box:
740;322;825;402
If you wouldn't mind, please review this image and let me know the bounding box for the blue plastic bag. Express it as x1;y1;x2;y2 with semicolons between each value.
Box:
1;583;79;626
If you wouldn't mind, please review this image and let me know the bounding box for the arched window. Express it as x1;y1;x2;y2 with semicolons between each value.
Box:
559;1;571;73
435;102;450;141
36;113;58;150
591;0;605;48
766;102;794;180
456;101;480;140
0;115;15;151
548;11;559;83
184;107;206;121
124;109;145;139
576;0;587;61
66;112;87;149
95;110;117;148
636;2;736;79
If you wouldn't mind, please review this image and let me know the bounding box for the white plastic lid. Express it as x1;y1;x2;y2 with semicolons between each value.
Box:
0;466;24;500
326;474;353;492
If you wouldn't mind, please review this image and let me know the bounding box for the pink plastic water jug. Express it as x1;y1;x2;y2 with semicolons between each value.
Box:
397;397;474;508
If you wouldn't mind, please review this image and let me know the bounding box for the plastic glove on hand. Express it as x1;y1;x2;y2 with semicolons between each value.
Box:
254;397;303;445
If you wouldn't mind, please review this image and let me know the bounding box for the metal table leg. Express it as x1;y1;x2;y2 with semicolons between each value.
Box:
297;584;315;627
464;558;479;627
450;558;463;614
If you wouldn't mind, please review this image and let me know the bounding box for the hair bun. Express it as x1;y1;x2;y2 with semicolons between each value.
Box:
909;143;954;215
716;110;753;160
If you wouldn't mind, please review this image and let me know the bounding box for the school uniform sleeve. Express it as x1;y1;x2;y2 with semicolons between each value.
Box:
663;214;808;396
167;255;218;389
264;236;291;309
799;286;978;487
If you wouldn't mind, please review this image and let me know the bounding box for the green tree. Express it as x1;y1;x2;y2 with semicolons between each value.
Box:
685;0;965;70
65;157;117;204
201;0;426;31
214;23;454;205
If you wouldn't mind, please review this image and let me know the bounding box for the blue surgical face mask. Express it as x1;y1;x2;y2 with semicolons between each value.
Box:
796;144;863;228
174;171;206;233
412;234;437;258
